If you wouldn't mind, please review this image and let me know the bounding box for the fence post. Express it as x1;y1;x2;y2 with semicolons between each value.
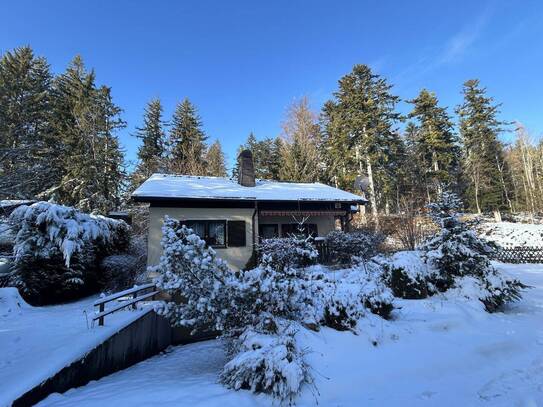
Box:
98;303;105;326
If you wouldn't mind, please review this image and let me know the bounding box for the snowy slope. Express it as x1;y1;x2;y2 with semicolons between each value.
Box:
478;221;543;247
39;264;543;407
0;289;149;406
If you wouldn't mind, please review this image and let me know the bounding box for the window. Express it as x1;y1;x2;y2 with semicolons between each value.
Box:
259;224;279;240
281;223;318;238
185;220;226;248
227;220;246;247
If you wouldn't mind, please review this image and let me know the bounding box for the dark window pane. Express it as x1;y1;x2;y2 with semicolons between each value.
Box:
228;220;246;247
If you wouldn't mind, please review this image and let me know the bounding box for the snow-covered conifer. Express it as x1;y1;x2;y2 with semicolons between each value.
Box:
420;192;525;311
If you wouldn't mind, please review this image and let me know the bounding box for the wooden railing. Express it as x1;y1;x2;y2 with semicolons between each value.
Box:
93;283;159;326
495;246;543;264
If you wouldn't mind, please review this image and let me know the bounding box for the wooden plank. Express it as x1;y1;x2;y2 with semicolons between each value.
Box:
93;283;156;306
93;291;159;322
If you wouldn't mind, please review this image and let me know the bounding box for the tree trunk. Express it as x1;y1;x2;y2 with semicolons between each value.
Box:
366;156;379;229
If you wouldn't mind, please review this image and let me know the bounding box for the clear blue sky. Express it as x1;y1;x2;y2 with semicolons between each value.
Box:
1;1;542;172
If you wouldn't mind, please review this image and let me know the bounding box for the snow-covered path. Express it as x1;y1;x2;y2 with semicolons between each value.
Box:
39;264;543;407
0;291;148;406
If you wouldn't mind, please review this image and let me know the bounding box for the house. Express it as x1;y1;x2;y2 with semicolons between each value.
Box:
132;150;366;270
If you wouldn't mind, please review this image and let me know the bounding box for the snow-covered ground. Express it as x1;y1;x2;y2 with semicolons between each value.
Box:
39;263;543;407
0;288;149;406
478;221;543;247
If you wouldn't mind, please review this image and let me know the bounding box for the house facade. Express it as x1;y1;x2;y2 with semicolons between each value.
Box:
132;151;366;270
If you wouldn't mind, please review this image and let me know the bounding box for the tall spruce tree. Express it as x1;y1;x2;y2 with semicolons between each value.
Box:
456;79;513;214
206;140;227;177
279;97;321;183
132;98;166;187
50;56;126;213
168;98;207;175
407;89;459;202
321;64;403;225
0;46;55;199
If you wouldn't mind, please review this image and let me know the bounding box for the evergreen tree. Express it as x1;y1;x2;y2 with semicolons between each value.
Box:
0;46;55;199
279;97;321;183
168;98;207;175
456;80;513;214
49;56;126;213
406;89;459;202
321;64;403;225
233;133;281;180
206;140;228;177
132;98;166;187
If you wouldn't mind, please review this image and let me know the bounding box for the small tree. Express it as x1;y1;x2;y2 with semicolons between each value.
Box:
420;191;524;311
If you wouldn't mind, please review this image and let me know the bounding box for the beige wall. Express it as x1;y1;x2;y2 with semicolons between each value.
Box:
148;207;256;270
148;207;339;271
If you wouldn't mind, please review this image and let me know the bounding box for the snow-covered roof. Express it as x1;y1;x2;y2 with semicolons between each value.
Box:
132;174;366;203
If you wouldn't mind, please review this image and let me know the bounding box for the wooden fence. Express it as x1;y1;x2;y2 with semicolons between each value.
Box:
93;283;159;326
494;246;543;264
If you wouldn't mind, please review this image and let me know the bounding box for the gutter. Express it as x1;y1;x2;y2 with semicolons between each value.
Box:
252;201;258;248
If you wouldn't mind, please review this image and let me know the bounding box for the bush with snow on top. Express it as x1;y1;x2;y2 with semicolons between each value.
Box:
220;318;311;405
420;192;525;312
258;237;318;272
8;202;129;304
325;230;383;265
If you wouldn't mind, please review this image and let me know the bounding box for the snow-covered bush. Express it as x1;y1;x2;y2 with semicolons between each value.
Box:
100;235;148;293
220;317;311;405
378;251;437;299
153;217;234;333
153;217;313;402
420;192;525;311
258;237;318;272
154;216;395;403
8;202;129;304
325;230;383;265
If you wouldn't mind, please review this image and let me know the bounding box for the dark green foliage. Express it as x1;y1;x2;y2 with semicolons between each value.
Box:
206;140;228;177
406;89;459;201
456;79;514;213
168;98;207;175
384;265;429;299
323;301;358;331
0;47;56;199
320;64;404;215
234;133;283;180
132;98;167;187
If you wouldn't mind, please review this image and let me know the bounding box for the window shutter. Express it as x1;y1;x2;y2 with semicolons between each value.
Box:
227;220;246;247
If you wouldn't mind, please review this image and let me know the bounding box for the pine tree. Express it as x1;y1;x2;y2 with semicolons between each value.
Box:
456;79;513;214
49;56;126;213
407;89;459;202
321;64;403;225
168;98;207;175
206;140;227;177
279;97;321;183
0;46;55;199
132;98;166;187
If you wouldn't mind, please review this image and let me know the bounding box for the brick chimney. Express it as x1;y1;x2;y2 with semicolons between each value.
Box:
238;149;256;187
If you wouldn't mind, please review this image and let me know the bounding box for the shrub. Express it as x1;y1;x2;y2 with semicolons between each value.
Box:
378;251;436;299
420;192;525;311
325;230;383;265
220;318;311;405
9;202;129;304
258;237;318;272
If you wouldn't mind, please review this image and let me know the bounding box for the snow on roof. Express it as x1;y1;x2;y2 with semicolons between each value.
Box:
132;174;367;203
